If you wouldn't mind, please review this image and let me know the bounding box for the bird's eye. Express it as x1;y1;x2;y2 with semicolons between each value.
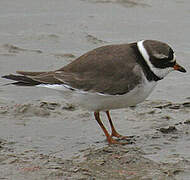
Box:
160;48;176;67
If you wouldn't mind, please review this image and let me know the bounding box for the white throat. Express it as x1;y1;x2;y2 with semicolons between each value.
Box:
137;40;174;79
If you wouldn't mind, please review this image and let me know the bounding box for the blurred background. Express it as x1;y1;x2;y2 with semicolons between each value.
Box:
0;0;189;102
0;0;190;179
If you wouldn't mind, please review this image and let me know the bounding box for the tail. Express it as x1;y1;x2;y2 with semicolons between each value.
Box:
2;71;63;86
2;71;46;86
2;74;41;86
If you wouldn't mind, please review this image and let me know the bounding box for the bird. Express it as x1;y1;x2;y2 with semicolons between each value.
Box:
2;40;186;144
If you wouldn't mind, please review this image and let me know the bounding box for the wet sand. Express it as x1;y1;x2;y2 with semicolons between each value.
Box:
0;0;190;179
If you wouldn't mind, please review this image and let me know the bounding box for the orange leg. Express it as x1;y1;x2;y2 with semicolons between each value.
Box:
106;111;133;140
94;112;120;144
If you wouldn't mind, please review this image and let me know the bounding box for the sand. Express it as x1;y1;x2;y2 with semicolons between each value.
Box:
0;0;190;179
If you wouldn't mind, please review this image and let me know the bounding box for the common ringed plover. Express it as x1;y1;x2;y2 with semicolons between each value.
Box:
2;40;186;144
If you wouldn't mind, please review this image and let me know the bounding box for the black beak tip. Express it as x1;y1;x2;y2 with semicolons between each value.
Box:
174;63;187;73
180;67;187;73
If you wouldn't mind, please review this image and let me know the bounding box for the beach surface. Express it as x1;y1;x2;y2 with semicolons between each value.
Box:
0;0;190;179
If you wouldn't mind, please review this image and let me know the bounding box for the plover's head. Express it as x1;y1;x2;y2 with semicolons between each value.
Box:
137;40;186;79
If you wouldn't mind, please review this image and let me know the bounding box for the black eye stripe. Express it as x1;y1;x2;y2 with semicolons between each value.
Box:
168;48;174;60
153;48;175;68
164;61;175;67
152;58;176;69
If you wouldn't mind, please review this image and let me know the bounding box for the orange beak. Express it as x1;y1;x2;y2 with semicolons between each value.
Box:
173;63;186;73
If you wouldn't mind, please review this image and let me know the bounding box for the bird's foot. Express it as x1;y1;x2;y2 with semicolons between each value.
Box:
107;136;134;145
111;131;135;141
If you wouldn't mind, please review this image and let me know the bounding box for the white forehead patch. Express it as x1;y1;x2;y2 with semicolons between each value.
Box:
154;53;168;59
137;40;174;79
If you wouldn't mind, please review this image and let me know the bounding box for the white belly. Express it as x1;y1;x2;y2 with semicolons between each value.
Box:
38;77;157;112
72;81;157;111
